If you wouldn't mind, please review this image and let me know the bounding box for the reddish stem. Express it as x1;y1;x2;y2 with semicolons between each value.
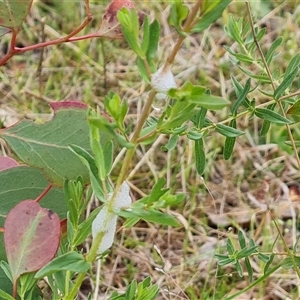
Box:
0;0;93;66
35;184;53;203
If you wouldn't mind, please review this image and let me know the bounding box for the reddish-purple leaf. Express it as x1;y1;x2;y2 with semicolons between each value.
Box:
50;101;87;112
0;157;18;171
4;200;60;282
97;0;135;39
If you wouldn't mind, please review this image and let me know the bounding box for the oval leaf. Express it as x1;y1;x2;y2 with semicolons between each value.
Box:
4;200;60;282
0;105;91;186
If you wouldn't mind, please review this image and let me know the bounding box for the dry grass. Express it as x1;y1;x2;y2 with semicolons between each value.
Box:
1;1;300;299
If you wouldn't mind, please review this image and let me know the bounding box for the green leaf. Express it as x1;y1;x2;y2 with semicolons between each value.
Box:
104;92;128;131
195;108;207;129
117;9;144;57
141;16;149;54
163;135;179;151
192;0;232;33
265;36;282;65
188;94;230;110
195;138;205;175
216;124;244;138
0;0;33;30
226;239;235;255
146;20;160;65
0;106;91;187
255;108;292;124
263;253;275;274
0;289;15;300
235;260;243;277
187;129;203;140
118;208;179;227
260;104;276;136
137;57;150;83
237;230;246;249
35;252;91;278
245;257;253;282
157;102;197;131
224;15;243;45
258;253;270;263
284;53;300;78
73;207;101;246
232;78;251;114
274;66;299;100
169;0;189;30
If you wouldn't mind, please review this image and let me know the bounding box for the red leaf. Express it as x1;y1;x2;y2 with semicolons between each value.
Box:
0;157;18;171
97;0;135;39
4;200;60;282
50;101;87;112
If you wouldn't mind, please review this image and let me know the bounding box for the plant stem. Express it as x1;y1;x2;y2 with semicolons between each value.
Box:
246;1;300;170
66;231;105;300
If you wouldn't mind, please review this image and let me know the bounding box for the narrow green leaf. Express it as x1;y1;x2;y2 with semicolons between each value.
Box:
245;257;253;282
195;108;207;129
263;253;275;274
260;104;276;136
169;1;189;29
224;136;235;160
35;252;91;278
73;207;101;246
284;53;300;78
226;239;235;255
224;264;281;300
117;9;143;57
238;230;246;249
147;20;160;62
195;139;205;175
118;208;179;227
266;37;282;65
274;66;299;100
255;108;292;124
235;260;243;277
188;94;230;110
137;57;150;83
232;78;251;114
192;0;232;33
216;123;244;138
141;17;149;54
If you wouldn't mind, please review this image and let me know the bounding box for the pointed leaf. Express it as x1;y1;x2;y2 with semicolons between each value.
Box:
255;108;292;124
191;0;232;33
274;66;299;100
4;200;60;282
